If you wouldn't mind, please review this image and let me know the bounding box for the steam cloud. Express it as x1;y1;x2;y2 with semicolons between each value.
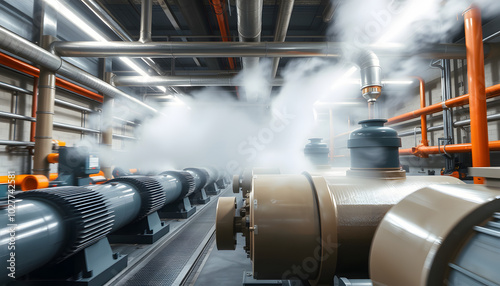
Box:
80;0;500;174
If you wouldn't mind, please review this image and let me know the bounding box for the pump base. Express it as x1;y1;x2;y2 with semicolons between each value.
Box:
159;197;197;219
12;238;127;286
108;212;170;244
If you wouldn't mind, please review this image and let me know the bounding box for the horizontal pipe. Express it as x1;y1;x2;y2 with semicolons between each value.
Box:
112;134;136;140
0;80;95;112
399;140;500;156
53;122;100;133
398;113;500;137
387;83;500;125
51;41;468;59
0;26;156;112
0;111;110;134
113;75;285;86
54;99;94;113
113;116;138;125
0;140;34;146
0;81;31;94
0;52;103;103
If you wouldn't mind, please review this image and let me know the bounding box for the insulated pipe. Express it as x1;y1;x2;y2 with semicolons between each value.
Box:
113;75;285;86
271;0;294;78
0;26;156;113
51;41;469;59
236;0;263;69
139;0;153;43
464;6;490;184
0;170;203;283
399;140;500;156
387;83;500;124
33;35;56;178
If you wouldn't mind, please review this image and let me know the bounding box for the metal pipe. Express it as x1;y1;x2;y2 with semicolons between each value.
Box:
139;0;153;43
0;81;31;94
113;116;137;125
51;41;468;59
113;75;285;86
437;59;455;170
0;111;99;134
322;1;336;23
271;0;294;77
54;99;94;113
387;83;500;124
0;26;156;113
464;6;490;184
112;134;136;140
82;0;164;75
0;52;103;102
236;0;263;69
0;80;94;113
399;140;500;156
0;140;35;146
31;78;38;142
33;36;56;178
53;122;100;133
383;113;500;137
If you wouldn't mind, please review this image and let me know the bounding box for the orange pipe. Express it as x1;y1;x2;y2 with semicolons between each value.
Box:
21;175;49;191
210;0;236;69
30;77;38;142
387;83;500;125
0;52;103;103
47;153;59;164
49;173;58;181
464;6;490;184
0;173;57;184
399;140;500;156
412;77;428;146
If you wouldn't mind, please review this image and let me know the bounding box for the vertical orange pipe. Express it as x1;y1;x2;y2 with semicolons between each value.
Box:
464;6;490;184
30;77;38;142
413;77;428;146
210;0;236;69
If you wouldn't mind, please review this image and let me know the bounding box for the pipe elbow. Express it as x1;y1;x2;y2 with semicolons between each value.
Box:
351;49;382;102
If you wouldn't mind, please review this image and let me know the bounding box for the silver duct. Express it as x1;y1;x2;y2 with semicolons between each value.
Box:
0;26;157;113
52;41;469;59
139;0;153;43
351;49;382;118
271;0;295;78
236;0;263;69
113;75;284;86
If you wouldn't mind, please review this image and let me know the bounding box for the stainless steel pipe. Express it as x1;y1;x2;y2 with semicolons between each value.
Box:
51;41;469;59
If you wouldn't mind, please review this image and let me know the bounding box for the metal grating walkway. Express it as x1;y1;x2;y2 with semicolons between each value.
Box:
116;194;219;286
